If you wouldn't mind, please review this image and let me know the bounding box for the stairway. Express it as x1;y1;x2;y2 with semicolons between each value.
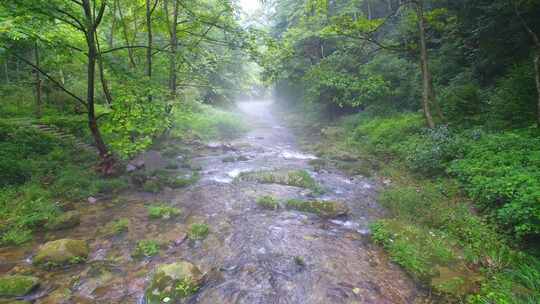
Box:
33;123;98;154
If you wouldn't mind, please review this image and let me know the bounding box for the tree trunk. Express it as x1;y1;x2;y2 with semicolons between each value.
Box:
416;0;435;128
4;59;8;84
34;42;43;118
146;0;156;102
165;0;179;97
117;0;136;69
82;0;111;163
96;34;113;104
146;0;153;79
535;51;540;127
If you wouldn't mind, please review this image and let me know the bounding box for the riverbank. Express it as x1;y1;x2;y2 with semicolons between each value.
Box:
277;103;540;303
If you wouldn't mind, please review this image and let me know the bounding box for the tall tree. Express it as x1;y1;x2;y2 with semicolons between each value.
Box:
513;0;540;126
164;0;179;97
414;0;436;128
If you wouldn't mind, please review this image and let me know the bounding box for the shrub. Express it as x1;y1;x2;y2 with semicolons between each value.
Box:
352;113;424;154
448;129;540;238
398;125;467;176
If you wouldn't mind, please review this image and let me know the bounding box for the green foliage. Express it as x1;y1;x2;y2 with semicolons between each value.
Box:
102;83;171;159
449;129;540;238
100;218;129;236
371;219;457;282
171;101;246;141
132;240;160;259
486;63;538;129
303;52;390;108
174;278;200;298
188;223;209;240
398;125;467;175
147;204;182;220
352;113;424;153
256;196;280;210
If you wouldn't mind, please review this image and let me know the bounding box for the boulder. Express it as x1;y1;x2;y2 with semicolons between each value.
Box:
45;211;81;230
145;261;204;304
0;275;39;297
33;239;89;267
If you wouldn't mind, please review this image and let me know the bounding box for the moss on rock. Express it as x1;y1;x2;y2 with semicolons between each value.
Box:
256;196;280;210
33;239;89;268
0;275;39;297
237;169;323;193
145;261;203;304
285;199;349;218
45;210;81;230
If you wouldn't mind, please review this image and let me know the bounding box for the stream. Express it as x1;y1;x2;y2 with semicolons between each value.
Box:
0;101;426;304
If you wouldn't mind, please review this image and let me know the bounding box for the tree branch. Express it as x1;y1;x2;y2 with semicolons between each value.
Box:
11;52;87;108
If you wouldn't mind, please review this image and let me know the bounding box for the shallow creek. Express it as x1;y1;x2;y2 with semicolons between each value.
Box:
0;101;426;303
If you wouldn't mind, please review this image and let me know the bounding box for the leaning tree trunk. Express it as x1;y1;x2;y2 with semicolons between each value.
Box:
82;0;114;173
416;0;436;128
34;41;42;118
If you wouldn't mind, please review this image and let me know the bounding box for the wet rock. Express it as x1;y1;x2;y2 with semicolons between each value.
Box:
33;239;89;267
206;141;222;149
286;199;349;218
145;261;204;304
143;151;167;173
37;287;71;304
126;163;137;173
45;210;80;230
0;275;39;297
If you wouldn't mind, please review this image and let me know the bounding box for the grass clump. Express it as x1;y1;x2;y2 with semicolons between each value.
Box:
256;196;280;210
132;240;160;258
188;223;209;240
147;204;182;220
100;218;129;236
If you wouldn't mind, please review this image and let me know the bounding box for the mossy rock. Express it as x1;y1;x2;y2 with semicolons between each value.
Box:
143;179;163;193
145;261;203;304
45;210;81;230
286;199;349;218
33;239;89;267
0;275;39;297
256;196;280;210
431;266;483;298
238;170;323;193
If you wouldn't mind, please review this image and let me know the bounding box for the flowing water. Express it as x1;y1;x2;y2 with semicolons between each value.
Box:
0;101;426;303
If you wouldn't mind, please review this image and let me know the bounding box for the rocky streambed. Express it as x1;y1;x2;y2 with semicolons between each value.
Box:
0;101;426;304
